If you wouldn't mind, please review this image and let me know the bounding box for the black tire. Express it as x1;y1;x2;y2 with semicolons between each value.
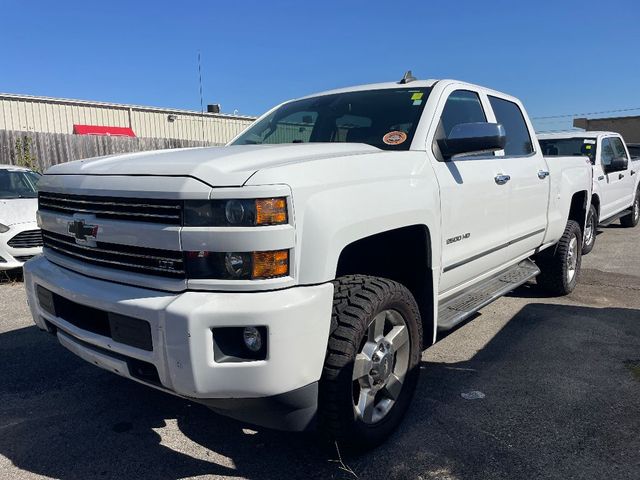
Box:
582;204;597;255
536;220;582;295
318;275;422;451
620;190;640;228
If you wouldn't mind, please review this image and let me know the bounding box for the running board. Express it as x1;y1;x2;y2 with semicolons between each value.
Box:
599;207;632;226
437;259;540;331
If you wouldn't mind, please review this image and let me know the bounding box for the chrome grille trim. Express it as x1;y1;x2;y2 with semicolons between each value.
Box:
42;232;182;263
38;192;183;225
38;194;180;209
38;202;181;220
42;231;185;277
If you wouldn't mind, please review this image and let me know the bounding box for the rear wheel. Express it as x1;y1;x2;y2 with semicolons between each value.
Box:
582;204;597;255
318;275;422;451
620;190;640;227
536;220;582;295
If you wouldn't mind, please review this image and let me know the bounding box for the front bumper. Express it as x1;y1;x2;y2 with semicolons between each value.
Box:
24;256;334;430
0;222;42;270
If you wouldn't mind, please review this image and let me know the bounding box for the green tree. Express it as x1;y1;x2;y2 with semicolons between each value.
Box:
11;136;40;172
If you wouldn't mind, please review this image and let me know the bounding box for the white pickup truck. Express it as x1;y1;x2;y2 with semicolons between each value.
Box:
539;131;640;254
24;75;592;450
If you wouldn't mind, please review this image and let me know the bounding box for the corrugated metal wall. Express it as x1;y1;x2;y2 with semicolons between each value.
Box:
0;93;255;144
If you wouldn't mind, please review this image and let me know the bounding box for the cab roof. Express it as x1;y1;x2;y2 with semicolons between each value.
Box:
299;78;521;104
299;79;439;99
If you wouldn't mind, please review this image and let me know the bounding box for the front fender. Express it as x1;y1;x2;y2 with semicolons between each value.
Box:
293;176;440;284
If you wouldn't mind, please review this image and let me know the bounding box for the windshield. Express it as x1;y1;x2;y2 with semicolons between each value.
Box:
0;169;40;199
231;88;431;151
539;137;597;164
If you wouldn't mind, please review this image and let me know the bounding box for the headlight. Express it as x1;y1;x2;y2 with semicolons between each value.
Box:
0;223;9;233
184;198;288;227
185;249;289;279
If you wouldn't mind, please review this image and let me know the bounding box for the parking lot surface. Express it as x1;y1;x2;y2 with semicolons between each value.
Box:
1;226;639;480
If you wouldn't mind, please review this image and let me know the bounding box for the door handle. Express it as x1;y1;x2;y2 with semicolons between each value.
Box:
598;175;605;181
537;170;550;179
494;174;511;185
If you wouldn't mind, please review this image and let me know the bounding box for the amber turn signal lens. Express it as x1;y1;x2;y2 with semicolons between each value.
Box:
251;250;289;279
255;198;287;225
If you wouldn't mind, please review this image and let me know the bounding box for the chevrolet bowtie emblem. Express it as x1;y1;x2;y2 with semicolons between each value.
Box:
68;219;98;242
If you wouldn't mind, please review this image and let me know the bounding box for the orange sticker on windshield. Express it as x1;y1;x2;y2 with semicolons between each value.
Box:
383;131;407;145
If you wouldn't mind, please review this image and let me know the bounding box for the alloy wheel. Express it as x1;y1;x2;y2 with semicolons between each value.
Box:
352;309;410;424
566;236;578;283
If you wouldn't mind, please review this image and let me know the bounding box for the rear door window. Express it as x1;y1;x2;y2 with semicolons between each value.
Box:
488;96;534;156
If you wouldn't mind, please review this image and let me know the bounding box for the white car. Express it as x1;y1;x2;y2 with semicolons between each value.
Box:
24;76;591;450
539;131;640;254
0;165;42;270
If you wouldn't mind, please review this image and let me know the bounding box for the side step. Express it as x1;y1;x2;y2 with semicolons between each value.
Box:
599;207;633;227
437;259;540;331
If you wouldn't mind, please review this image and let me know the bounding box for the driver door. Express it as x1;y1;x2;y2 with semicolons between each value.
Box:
429;86;512;294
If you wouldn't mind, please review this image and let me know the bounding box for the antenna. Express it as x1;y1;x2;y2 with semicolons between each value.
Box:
198;51;205;142
399;70;417;84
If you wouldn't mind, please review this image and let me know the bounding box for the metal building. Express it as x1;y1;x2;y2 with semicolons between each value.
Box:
0;93;255;144
574;115;640;143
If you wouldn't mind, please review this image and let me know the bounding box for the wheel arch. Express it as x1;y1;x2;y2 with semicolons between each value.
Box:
591;193;600;220
335;224;436;347
568;190;589;234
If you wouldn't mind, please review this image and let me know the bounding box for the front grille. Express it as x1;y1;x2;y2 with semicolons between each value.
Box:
14;255;35;262
36;285;153;351
42;230;185;278
7;229;43;248
38;192;182;225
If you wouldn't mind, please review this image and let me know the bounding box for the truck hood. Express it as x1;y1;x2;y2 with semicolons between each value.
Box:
0;197;38;226
45;144;381;187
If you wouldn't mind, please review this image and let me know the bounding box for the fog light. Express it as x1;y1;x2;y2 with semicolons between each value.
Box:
243;326;262;352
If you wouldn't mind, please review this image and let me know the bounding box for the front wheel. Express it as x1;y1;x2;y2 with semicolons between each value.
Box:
318;275;422;451
582;204;597;255
536;220;582;295
620;190;640;228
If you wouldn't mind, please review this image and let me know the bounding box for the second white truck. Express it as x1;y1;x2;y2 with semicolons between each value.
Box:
539;131;640;254
24;75;592;450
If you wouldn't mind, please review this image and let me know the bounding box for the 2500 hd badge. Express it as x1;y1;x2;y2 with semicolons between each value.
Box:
446;232;471;244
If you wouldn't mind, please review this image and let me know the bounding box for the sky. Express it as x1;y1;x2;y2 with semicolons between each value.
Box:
2;0;639;131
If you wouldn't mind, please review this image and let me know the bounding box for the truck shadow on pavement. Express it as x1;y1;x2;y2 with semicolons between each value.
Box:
1;299;639;480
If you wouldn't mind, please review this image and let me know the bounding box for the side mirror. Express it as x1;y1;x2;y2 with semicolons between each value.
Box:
605;156;628;173
438;122;506;160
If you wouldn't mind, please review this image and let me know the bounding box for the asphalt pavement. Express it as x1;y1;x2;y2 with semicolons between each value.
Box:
0;223;638;480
